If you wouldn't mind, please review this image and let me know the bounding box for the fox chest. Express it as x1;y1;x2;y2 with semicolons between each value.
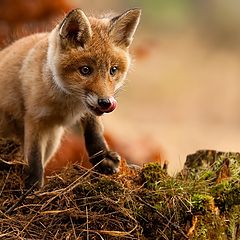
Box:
33;102;87;126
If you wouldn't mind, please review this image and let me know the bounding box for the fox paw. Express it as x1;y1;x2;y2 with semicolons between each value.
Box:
90;150;120;174
25;173;43;190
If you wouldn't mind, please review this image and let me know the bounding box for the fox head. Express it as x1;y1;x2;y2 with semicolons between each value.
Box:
47;8;141;115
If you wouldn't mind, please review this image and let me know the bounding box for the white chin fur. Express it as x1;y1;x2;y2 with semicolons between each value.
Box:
86;92;98;108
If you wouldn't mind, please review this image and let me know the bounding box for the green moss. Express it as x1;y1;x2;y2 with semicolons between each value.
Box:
140;162;169;190
191;193;214;214
94;177;124;197
192;214;227;240
227;154;240;178
211;180;240;211
184;150;240;181
225;205;240;239
201;170;215;180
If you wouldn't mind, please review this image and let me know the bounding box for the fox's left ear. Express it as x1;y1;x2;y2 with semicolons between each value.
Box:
109;8;141;48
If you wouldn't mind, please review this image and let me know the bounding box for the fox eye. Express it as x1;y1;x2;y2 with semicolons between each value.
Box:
79;66;92;76
110;66;118;76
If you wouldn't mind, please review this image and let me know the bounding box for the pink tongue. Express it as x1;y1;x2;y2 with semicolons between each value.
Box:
103;97;117;113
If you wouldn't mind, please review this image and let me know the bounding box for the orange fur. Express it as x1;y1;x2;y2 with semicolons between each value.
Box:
0;8;141;187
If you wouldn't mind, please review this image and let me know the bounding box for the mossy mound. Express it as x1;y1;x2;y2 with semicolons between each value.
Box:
0;139;239;239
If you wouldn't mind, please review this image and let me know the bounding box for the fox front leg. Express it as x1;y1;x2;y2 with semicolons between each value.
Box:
82;115;120;174
24;116;44;188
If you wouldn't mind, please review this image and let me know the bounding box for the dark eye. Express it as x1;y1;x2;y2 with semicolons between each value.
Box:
79;66;92;76
110;66;118;76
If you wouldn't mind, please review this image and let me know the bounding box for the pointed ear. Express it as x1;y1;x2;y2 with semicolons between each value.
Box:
109;8;141;48
59;9;92;48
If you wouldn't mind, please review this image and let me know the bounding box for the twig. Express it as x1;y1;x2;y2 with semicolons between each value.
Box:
89;150;105;161
5;181;38;215
70;216;77;240
86;205;89;240
0;169;11;197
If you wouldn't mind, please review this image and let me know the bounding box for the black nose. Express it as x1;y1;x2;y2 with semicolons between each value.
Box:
98;98;111;110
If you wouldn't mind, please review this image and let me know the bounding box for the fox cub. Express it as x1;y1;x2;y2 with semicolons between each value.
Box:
0;8;141;187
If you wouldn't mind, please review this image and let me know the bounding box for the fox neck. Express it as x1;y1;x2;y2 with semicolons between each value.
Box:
47;28;71;95
43;30;87;120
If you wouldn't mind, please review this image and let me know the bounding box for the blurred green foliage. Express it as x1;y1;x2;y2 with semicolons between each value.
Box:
140;0;191;28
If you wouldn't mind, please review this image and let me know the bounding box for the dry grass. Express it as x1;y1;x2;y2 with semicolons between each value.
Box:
0;138;239;239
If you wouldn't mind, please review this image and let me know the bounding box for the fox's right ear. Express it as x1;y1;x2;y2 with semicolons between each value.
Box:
59;9;92;48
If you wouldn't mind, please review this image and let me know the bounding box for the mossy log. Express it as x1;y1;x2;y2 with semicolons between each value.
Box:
0;139;239;239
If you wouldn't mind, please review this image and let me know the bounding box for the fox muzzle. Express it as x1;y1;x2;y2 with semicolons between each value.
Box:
97;96;117;113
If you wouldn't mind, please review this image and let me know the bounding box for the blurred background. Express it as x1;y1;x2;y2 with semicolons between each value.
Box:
1;0;240;174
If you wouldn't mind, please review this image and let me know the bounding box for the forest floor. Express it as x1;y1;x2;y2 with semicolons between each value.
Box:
0;138;239;239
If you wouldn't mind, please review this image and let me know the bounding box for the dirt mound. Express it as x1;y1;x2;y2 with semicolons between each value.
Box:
0;138;239;239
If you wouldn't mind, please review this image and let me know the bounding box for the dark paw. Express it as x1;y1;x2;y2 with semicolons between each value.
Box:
90;150;120;174
25;174;43;190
